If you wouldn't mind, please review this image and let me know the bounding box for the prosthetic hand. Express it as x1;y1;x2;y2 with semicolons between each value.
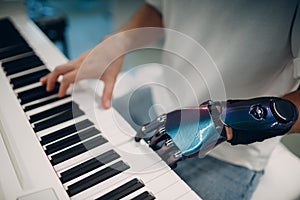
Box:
135;97;298;168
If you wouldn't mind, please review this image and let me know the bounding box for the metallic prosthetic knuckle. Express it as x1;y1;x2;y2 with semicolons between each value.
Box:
135;101;226;168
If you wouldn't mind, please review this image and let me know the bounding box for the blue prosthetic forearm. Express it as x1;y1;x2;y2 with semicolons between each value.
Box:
136;96;298;166
162;101;226;156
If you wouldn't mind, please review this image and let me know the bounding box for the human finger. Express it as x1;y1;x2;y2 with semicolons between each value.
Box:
40;73;50;84
45;63;75;91
57;70;77;97
101;77;116;109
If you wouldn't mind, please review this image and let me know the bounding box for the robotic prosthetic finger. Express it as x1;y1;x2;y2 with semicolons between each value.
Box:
135;97;298;168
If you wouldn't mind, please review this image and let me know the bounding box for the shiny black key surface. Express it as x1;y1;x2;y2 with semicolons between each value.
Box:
0;44;32;60
67;161;130;196
96;178;144;200
18;83;59;105
33;107;84;132
2;55;44;75
60;149;120;183
45;127;100;155
131;191;156;200
24;95;71;112
29;101;78;123
50;135;108;165
40;119;93;145
10;68;49;89
0;18;27;48
2;54;42;69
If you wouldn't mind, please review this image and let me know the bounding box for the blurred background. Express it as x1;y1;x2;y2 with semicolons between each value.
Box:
25;0;161;72
26;0;141;58
24;0;300;159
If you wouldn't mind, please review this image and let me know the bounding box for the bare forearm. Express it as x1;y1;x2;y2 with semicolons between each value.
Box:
117;4;163;32
105;4;163;50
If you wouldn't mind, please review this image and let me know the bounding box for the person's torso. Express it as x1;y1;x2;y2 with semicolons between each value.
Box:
150;0;300;170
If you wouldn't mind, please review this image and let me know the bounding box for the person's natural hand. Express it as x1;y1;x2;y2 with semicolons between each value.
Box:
40;35;125;109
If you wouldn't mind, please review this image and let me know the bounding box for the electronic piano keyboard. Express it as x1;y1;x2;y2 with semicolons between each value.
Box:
0;2;201;200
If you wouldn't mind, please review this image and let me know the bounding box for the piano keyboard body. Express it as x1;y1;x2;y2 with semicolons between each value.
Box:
0;2;201;200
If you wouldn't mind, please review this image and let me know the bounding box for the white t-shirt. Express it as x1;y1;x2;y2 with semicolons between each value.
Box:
146;0;300;171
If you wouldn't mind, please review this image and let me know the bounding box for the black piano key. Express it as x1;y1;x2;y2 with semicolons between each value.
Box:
0;44;32;60
24;95;71;112
67;161;130;197
3;55;44;75
96;178;145;200
40;119;93;145
33;108;84;132
45;127;100;155
2;54;41;69
50;135;108;165
60;149;120;184
0;18;27;48
131;191;156;200
29;101;78;123
18;83;59;105
10;68;49;89
4;60;44;76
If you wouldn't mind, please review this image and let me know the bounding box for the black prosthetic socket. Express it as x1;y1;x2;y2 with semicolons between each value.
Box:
220;97;298;145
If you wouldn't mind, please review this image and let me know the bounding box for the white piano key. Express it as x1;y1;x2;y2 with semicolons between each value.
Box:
140;170;182;195
14;81;43;94
70;83;99;113
91;108;139;147
32;112;64;126
26;96;72;117
155;180;192;199
72;160;172;200
68;143;164;199
47;134;102;158
63;157;122;188
111;137;163;174
62;126;163;199
42;124;95;147
59;141;114;172
102;168;181;200
119;188;152;200
36;115;88;138
54;141;113;172
0;51;34;63
31;105;82;126
7;65;46;80
48;134;108;164
22;94;58;109
118;164;178;200
176;190;201;200
31;108;84;130
57;149;121;181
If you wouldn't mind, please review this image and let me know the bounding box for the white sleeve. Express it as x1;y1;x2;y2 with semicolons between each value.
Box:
293;58;300;79
292;5;300;79
146;0;163;13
